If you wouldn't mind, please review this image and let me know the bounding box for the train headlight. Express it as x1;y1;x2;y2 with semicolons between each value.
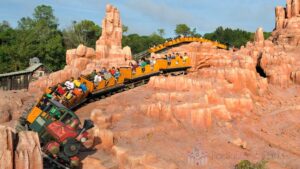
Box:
81;137;87;143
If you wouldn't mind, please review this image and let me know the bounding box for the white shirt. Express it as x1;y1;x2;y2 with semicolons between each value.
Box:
65;81;74;90
94;75;102;83
150;59;156;65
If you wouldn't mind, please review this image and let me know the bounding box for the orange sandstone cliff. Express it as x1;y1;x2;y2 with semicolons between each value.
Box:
78;1;300;169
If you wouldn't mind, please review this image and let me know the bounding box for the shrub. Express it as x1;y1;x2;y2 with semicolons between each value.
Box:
235;160;267;169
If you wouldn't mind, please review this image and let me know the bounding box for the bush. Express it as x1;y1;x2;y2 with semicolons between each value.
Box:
235;160;267;169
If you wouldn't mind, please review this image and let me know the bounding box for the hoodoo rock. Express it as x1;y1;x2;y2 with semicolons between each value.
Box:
96;4;122;51
272;0;300;48
29;4;132;93
0;126;43;169
275;6;286;30
291;0;300;16
254;27;265;45
96;4;129;59
287;0;292;18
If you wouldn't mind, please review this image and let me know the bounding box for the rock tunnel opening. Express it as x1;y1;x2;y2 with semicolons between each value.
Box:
256;54;267;78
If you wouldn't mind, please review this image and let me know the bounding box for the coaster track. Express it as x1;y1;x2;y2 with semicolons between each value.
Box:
134;36;227;60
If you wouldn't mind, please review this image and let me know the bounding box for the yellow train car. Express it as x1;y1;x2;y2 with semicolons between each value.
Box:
43;79;91;110
120;64;160;84
156;56;191;73
80;74;125;97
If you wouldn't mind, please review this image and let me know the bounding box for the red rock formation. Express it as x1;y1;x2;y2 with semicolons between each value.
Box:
29;4;132;93
75;72;300;169
0;126;43;169
287;0;292;18
96;5;126;59
15;131;43;169
291;0;300;16
275;6;286;30
254;27;265;45
0;126;14;169
238;1;300;87
77;18;300;166
273;0;300;48
0;90;35;123
286;0;300;17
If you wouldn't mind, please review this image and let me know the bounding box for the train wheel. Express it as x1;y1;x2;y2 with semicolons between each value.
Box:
63;138;81;157
129;83;134;89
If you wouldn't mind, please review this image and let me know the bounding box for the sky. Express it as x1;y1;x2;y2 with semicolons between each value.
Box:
0;0;286;37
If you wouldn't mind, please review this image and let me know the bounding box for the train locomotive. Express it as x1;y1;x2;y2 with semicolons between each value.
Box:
18;95;94;168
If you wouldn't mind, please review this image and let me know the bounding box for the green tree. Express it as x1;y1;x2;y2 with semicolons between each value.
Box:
175;24;191;36
33;5;58;28
122;32;165;54
0;21;18;73
263;32;272;39
204;26;254;48
63;20;101;49
157;28;165;37
16;5;65;71
190;28;201;37
17;17;34;30
122;25;128;35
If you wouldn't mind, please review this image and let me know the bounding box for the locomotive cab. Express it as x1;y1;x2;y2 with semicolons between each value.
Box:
28;99;79;136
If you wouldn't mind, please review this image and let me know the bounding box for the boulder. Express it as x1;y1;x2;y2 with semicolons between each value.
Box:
230;137;247;149
66;49;77;66
92;127;114;150
85;47;96;58
76;44;87;57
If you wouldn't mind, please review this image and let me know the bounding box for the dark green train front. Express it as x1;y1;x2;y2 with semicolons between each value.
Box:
23;96;94;168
